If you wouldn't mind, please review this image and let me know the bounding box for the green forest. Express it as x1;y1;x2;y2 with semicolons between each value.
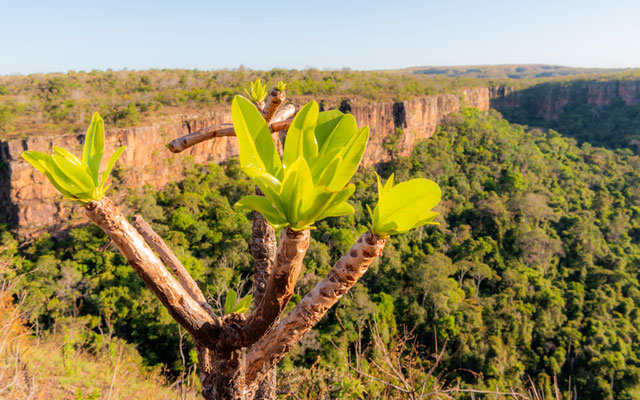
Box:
4;103;640;398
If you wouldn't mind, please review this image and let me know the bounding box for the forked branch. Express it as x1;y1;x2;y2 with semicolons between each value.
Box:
131;214;212;313
245;230;386;385
241;228;310;348
86;198;221;344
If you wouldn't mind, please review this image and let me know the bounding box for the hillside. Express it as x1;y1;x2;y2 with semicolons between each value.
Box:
0;274;199;399
5;107;640;399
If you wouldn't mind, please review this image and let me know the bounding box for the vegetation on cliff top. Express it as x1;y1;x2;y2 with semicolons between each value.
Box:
5;108;640;399
0;68;487;138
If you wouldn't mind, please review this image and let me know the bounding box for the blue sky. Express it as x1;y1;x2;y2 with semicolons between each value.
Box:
1;0;638;74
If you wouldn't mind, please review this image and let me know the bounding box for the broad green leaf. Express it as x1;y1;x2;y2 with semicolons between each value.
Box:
411;211;440;230
82;112;105;184
232;294;253;314
224;289;237;315
316;154;342;187
22;151;75;198
100;146;126;187
372;178;441;237
280;158;314;226
326;126;369;190
315;110;344;153
242;168;287;218
283;101;319;170
53;146;83;167
51;154;95;194
317;113;358;158
232;96;282;178
317;202;354;220
22;151;51;175
310;147;341;183
41;154;90;198
235;195;288;226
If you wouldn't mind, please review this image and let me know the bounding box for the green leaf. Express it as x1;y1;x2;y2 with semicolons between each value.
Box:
232;96;282;178
317;112;358;158
22;151;76;198
100;146;126;187
224;289;237;315
372;177;441;237
283;101;319;170
51;154;95;194
82;112;105;184
22;151;51;175
325;126;369;190
280;158;314;226
53;146;84;167
235;195;288;226
315;184;356;221
232;294;253;314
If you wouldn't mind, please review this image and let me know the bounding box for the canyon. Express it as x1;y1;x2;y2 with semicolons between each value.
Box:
3;79;640;236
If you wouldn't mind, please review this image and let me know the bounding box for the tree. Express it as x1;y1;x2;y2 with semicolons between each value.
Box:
21;82;441;400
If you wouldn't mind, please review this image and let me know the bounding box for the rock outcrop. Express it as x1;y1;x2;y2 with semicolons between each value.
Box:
1;88;492;235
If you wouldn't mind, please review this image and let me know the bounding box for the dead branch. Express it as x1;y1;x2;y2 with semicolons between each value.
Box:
131;214;211;312
245;231;385;386
262;88;287;124
85;198;221;344
167;106;294;153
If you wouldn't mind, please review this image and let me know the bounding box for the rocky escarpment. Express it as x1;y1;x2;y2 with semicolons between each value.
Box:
492;79;640;120
1;88;493;235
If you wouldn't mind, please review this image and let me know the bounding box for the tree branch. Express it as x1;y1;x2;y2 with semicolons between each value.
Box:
86;198;221;344
240;228;310;348
261;88;287;124
131;214;212;314
245;231;386;385
167;106;295;153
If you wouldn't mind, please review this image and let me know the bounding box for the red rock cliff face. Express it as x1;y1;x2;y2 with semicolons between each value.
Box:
493;80;640;120
1;88;491;235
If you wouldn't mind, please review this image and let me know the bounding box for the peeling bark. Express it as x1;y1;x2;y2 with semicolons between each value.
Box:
245;231;386;386
167;115;293;153
85;198;221;344
262;88;287;124
241;228;310;348
132;214;212;313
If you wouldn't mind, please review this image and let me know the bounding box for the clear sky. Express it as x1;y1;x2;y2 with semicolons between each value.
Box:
1;0;639;75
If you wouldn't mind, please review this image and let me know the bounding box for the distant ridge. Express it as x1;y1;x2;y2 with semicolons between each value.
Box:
400;64;630;79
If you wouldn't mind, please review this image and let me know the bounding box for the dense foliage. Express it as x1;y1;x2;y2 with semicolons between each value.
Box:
496;80;640;151
5;108;640;399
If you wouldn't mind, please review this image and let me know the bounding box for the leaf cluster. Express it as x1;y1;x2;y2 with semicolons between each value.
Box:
233;96;369;230
243;78;268;104
21;112;125;203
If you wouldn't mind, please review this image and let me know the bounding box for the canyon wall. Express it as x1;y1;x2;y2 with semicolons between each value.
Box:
0;88;493;235
492;79;640;120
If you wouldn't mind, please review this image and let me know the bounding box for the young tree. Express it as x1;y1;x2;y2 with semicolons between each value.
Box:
22;83;441;400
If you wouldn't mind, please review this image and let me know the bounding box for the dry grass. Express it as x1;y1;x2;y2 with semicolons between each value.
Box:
0;278;199;400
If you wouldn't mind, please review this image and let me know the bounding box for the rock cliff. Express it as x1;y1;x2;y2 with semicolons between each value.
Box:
1;88;492;235
492;79;640;120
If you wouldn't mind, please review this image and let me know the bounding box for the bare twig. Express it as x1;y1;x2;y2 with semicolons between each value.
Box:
131;214;212;314
167;107;294;153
